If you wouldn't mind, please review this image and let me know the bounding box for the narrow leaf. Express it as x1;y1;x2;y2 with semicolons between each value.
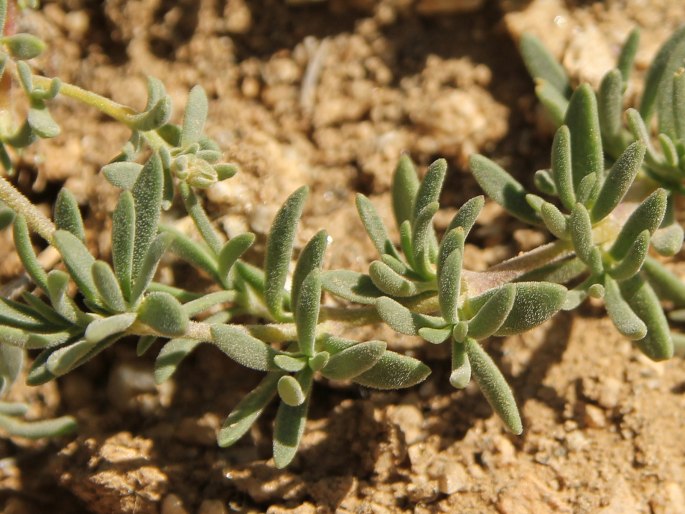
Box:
438;248;462;324
131;232;175;304
52;231;99;304
54;189;85;242
85;313;136;343
643;256;685;307
392;154;419;230
369;260;428;297
218;233;256;286
651;223;684;257
137;292;188;337
182;85;208;147
211;324;278;371
12;215;48;291
446;195;484;237
291;230;327;313
591;142;645;222
568;203;596;268
620;274;673;360
565;84;603;190
598;69;624;148
353;351;431;390
412;202;439;278
46;340;95;376
295;269;321;357
154;337;200;383
540;202;568;239
320;270;383;305
611;189;667;260
322;341;386;380
467;284;516;340
470;154;539;225
131;153;163;278
218;372;280;447
376;296;445;336
617;29;640;83
264;186;308;320
356;194;400;259
112;191;135;301
417;327;451;344
450;340;471;389
92;261;127;313
535;79;569;126
413;158;446;223
273;390;310;468
465;338;522;434
608;230;650;281
551;125;575;210
604;275;647;340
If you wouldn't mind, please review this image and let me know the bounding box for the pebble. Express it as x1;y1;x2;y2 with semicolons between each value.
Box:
161;494;189;514
597;378;622;409
198;499;229;514
582;404;607;429
650;482;685;514
427;459;469;495
386;404;424;445
107;361;157;412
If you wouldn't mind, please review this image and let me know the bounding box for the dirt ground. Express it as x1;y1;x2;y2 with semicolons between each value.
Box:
2;0;685;512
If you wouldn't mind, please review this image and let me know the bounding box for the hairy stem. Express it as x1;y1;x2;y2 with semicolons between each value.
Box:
0;175;55;241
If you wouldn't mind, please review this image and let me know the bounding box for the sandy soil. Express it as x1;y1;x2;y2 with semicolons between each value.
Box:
2;0;685;513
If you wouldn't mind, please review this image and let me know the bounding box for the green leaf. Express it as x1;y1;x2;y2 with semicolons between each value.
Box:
651;223;684;257
568;203;599;272
154;337;200;384
131;153;163;278
519;33;570;95
640;26;685;122
591;142;645;222
218;372;280;447
52;230;99;304
392;155;419;230
673;69;685;140
446;195;484;237
381;254;408;275
137;292;188;337
412;202;439;277
162;226;220;282
376;296;444;335
470;154;539;225
277;375;306;407
320;270;383;305
264;186;308;320
534;79;569;126
211;324;278;371
2;33;46;60
418;326;451;344
438;248;462;324
308;351;329;371
85;313;137;343
620;274;673;361
413;158;446;224
54;189;85;242
291;230;328;313
450;340;471;389
136;335;157;356
356;194;400;259
131;232;175;304
92;261;127;312
534;169;557;196
181;85;208;147
102;162;143;191
353;350;431;390
295;269;321;357
28;103;60;138
218;233;255;287
112;191;136;301
565;84;603;190
610;189;667;260
604;275;647;340
46;340;96;376
234;261;266;295
0;298;51;331
130;96;171;131
540;202;568;240
598;69;624;149
179;182;223;254
617;29;640;84
465;338;522;434
319;341;386;381
182;290;235;317
438;227;465;278
369;260;429;297
0;413;76;439
399;220;416;270
0;345;23;395
642;256;685;307
608;230;650;281
12;215;48;291
274;354;307;372
467;284;516;340
273;386;311;469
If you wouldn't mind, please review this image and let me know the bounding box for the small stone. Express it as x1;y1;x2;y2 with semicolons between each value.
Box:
427;459;469;495
582;404;607;428
597;378;622;410
198;499;228;514
598;479;640;514
386;404;424;445
161;494;189;514
107;361;157;412
174;413;220;446
564;431;588;453
650;481;685;514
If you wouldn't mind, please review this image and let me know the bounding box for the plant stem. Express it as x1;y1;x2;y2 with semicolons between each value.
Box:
0;175;55;241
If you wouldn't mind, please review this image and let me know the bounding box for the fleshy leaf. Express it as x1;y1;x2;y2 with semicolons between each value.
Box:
320;341;386;381
450;340;471;389
519;33;570;95
353;351;431;390
264;186;308;320
131;153;164;278
356;194;400;259
52;231;99;304
467;284;516;340
608;230;650;281
565;84;603;190
610;189;667;260
218;233;256;287
278;375;306;407
446;195;484;237
620;275;673;360
651;223;684;257
470;155;539;225
291;230;328;314
591;142;645;222
85;313;137;343
112;191;136;301
154;337;200;384
218;372;280;447
642;256;685;307
438;248;462;324
130;232;176;304
54;189;85;242
552;125;575;211
92;261;127;313
211;324;278;371
465;338;522;434
13;215;48;291
604;275;647;340
295;269;321;357
181;85;209;147
392;155;419;230
320;270;383;305
413;159;446;224
376;296;445;336
137;292;188;337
